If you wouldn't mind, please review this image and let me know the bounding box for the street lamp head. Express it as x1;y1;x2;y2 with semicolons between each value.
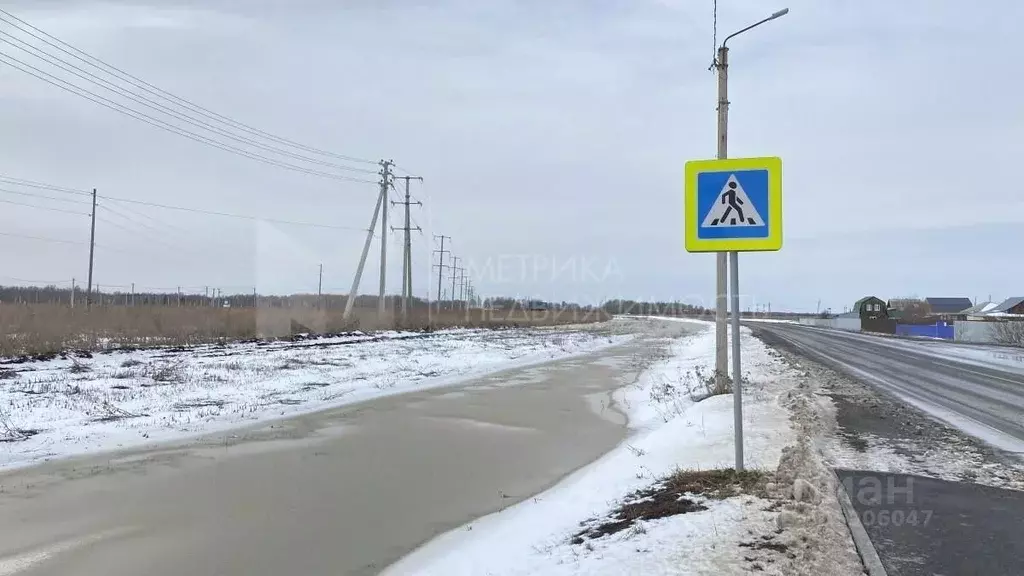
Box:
722;7;791;48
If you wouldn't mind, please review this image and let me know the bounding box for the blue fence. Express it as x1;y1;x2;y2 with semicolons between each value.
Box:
896;322;954;340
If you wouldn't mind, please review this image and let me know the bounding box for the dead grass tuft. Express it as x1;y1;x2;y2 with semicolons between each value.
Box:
663;467;770;499
572;467;770;543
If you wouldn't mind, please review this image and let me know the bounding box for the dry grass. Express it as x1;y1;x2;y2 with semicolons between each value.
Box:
0;302;609;357
571;468;770;543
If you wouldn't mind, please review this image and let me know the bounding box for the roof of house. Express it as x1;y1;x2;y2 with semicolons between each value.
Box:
992;297;1024;313
853;296;883;310
887;298;924;310
925;297;974;314
960;301;995;315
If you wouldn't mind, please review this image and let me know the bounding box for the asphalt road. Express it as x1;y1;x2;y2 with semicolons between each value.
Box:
751;323;1024;453
753;323;1024;575
836;470;1024;576
0;321;694;576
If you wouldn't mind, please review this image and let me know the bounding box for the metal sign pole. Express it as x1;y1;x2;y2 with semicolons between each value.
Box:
729;250;744;470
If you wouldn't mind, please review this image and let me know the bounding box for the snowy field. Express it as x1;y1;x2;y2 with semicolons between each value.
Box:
386;321;861;576
0;327;629;470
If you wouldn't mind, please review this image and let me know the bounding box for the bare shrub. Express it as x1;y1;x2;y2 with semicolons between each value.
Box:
993;321;1024;347
0;405;36;442
686;365;732;402
121;358;144;368
144;362;184;384
68;360;91;374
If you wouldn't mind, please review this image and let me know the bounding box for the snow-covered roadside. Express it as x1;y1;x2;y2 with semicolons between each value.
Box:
385;321;863;576
0;326;631;470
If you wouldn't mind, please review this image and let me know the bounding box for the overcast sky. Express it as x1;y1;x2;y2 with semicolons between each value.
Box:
0;0;1021;312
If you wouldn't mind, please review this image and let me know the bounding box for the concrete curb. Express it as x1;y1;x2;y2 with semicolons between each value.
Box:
832;469;888;576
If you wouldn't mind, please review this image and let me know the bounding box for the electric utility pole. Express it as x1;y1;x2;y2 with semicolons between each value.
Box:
86;188;97;310
344;160;393;321
449;256;461;311
392;175;422;322
458;268;467;307
379;163;392;319
433;235;450;313
713;46;729;387
318;263;323;305
711;7;790;471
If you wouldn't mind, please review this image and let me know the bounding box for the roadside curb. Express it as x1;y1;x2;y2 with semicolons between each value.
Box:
832;469;888;576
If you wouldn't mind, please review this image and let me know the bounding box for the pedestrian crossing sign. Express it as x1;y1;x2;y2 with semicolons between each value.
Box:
685;156;783;252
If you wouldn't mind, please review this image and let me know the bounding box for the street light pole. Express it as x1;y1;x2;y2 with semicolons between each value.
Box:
714;45;730;390
712;7;789;472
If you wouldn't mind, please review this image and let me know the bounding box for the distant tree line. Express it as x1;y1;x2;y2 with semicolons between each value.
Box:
1;284;809;318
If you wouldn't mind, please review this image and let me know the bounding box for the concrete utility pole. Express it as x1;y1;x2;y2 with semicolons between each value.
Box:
86;188;97;310
379;163;391;318
318;263;323;309
714;46;730;387
344;160;392;321
392;175;423;322
433;235;450;313
714;6;790;472
70;278;75;309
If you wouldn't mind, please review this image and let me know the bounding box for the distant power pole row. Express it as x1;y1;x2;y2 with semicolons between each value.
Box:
431;236;474;312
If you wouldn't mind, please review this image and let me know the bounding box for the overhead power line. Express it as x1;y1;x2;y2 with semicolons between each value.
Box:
98;194;370;232
0;197;89;216
0;175;90;195
0;186;93;205
0;275;72;286
0;52;378;185
0;230;87;246
94;209;183;253
0;171;371;233
0;30;378;176
0;8;379;167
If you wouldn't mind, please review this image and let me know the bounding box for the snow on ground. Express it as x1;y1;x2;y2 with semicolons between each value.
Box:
0;326;630;470
385;321;863;576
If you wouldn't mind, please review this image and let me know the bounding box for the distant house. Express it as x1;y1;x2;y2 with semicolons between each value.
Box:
989;297;1024;317
961;301;1000;319
853;296;887;319
924;297;974;320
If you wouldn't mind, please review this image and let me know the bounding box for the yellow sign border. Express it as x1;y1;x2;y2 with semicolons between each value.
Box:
684;156;783;253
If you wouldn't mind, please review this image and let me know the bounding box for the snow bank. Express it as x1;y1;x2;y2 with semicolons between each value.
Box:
0;327;630;470
386;322;862;575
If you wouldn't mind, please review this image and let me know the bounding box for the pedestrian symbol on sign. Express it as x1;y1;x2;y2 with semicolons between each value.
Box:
701;174;764;228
